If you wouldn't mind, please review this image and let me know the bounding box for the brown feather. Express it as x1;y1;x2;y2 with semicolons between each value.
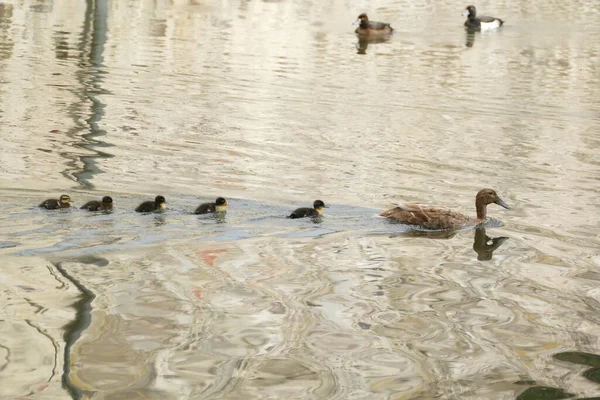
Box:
380;189;510;231
380;206;473;230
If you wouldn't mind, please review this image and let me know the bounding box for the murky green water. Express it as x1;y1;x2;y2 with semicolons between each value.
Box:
1;0;599;398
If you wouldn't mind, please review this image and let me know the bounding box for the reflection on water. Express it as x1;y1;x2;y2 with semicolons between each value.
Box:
54;260;95;400
516;386;574;400
1;0;600;398
355;36;391;55
472;227;509;261
465;31;476;48
516;351;600;399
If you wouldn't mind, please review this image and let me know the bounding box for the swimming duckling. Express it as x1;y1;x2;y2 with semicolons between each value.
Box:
195;197;227;215
288;200;327;219
80;196;113;212
353;13;393;36
39;194;71;210
135;195;166;213
463;5;504;30
380;189;510;230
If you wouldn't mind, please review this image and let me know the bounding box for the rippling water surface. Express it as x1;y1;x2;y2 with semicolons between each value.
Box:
1;0;599;398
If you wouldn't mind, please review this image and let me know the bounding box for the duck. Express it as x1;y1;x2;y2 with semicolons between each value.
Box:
39;194;71;210
80;196;113;212
288;200;327;219
135;195;166;213
380;188;510;230
353;13;393;36
463;5;504;30
195;197;227;215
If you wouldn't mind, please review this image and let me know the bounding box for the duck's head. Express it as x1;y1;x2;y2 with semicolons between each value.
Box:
476;189;510;209
155;195;166;209
463;5;476;17
59;194;71;205
102;196;113;206
353;13;369;26
313;200;327;214
216;197;228;212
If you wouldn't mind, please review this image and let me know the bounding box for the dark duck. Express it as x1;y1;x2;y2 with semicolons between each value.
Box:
80;196;114;212
353;13;393;36
380;189;510;230
195;197;228;215
463;5;504;31
135;195;166;213
288;200;327;219
39;194;71;210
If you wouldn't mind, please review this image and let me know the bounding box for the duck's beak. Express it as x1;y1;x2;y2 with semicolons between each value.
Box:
160;202;166;209
462;10;470;16
353;19;360;25
495;198;510;209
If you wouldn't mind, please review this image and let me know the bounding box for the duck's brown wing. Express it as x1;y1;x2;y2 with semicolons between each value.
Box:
380;204;472;230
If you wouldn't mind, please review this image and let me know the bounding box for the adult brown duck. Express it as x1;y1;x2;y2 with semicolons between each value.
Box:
380;188;510;230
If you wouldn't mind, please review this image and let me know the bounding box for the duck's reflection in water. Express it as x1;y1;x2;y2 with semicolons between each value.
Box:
154;214;166;226
472;227;508;260
355;36;391;55
465;31;476;47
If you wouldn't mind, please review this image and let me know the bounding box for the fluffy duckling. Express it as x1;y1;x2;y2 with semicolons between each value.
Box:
39;194;71;210
380;189;510;230
195;197;227;215
463;5;504;30
135;195;166;213
353;13;393;36
288;200;327;219
80;196;113;212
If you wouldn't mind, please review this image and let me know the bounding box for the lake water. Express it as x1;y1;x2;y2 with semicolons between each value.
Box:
1;0;599;398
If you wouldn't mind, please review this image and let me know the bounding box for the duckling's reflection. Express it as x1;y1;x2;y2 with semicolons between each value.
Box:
465;31;476;47
355;36;391;55
154;214;166;226
472;227;508;260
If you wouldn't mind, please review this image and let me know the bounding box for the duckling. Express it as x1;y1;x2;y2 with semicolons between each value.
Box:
39;194;71;209
80;196;113;212
353;13;393;36
135;195;166;213
288;200;327;219
380;189;510;230
195;197;227;215
463;5;504;30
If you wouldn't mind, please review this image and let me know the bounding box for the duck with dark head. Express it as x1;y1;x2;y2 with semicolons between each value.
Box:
135;196;166;213
380;188;510;230
195;197;227;215
39;194;71;210
463;5;504;31
353;13;393;36
288;200;327;219
81;196;113;212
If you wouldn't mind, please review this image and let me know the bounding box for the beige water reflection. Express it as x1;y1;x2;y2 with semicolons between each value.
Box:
1;0;600;398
